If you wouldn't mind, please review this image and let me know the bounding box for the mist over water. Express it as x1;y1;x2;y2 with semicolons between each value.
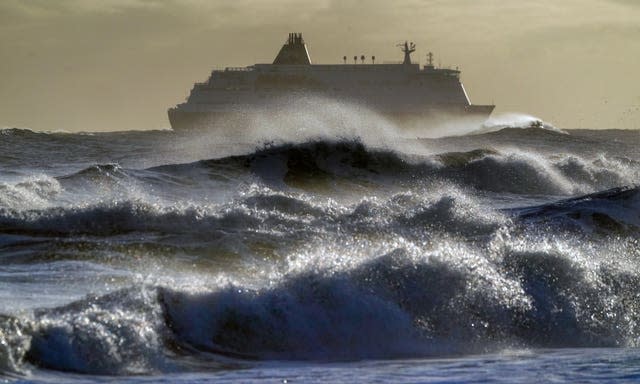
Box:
0;107;639;382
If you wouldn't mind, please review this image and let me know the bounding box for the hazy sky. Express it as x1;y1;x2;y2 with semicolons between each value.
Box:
1;0;639;131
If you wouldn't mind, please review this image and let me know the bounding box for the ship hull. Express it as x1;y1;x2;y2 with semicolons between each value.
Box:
168;104;495;137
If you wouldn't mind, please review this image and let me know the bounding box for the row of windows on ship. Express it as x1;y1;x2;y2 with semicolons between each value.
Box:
200;79;453;90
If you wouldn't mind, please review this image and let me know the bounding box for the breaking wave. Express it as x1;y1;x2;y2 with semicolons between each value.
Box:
0;139;638;242
125;138;638;195
515;186;640;234
3;184;638;246
2;225;639;375
1;129;639;377
1;182;639;375
476;113;565;135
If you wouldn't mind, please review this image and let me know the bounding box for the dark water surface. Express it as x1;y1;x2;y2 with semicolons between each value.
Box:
0;122;639;383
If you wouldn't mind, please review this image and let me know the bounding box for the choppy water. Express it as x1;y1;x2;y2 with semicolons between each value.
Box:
0;116;639;383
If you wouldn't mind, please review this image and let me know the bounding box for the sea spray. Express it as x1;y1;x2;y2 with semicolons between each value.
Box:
0;126;638;379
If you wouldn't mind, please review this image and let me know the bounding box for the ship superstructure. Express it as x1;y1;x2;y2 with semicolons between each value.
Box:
168;33;494;133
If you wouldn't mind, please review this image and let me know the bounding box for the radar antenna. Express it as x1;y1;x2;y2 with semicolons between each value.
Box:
397;41;416;65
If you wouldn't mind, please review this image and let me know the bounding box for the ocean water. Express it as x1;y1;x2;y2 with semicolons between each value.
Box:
0;116;639;383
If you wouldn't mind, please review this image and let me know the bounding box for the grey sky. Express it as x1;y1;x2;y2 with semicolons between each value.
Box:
1;0;638;131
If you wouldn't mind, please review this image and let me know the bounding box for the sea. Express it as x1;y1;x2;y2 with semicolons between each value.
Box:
1;110;639;383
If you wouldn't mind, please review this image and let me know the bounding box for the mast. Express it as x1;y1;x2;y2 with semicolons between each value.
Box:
425;51;434;69
397;41;416;65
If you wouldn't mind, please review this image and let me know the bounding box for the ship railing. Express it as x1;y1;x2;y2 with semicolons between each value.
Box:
224;66;255;72
252;63;420;72
313;64;415;71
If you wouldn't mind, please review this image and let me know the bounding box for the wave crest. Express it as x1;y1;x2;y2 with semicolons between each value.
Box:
0;176;61;210
516;186;640;234
2;225;639;375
